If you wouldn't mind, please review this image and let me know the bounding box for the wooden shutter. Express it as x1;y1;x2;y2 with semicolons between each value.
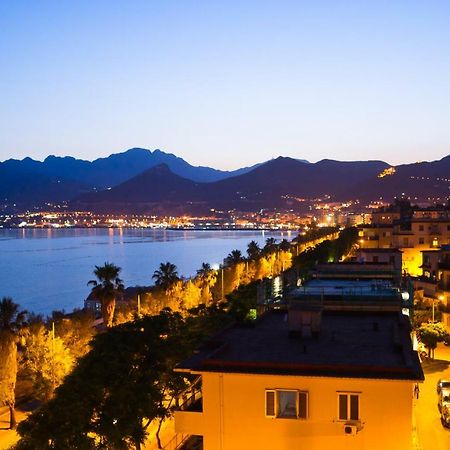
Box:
298;391;308;419
265;390;276;417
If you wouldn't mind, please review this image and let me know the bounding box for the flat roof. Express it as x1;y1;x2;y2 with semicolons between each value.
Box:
177;311;423;381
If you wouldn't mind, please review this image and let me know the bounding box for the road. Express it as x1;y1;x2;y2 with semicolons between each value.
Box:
414;344;450;450
0;405;29;450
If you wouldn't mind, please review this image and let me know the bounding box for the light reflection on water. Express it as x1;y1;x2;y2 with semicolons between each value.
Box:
0;228;288;315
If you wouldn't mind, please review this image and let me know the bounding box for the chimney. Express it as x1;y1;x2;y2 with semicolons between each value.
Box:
288;300;323;338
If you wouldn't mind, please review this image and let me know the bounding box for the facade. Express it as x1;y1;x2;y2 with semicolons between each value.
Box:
174;304;423;450
359;209;450;276
415;245;450;330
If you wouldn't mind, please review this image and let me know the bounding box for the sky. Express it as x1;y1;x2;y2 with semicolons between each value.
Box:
1;1;450;169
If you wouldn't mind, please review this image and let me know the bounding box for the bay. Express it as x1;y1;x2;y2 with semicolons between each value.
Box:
0;228;291;315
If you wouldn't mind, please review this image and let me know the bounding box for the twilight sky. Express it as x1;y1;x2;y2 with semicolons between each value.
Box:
1;1;450;169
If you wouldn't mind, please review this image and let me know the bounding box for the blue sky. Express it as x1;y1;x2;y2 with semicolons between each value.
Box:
1;1;450;169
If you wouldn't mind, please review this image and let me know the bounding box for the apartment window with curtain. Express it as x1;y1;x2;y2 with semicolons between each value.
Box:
338;392;360;421
265;389;308;419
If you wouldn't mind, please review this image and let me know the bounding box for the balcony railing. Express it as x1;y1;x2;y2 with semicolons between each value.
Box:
163;433;190;450
176;376;202;412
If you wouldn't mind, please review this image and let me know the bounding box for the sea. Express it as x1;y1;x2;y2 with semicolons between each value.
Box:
0;228;291;315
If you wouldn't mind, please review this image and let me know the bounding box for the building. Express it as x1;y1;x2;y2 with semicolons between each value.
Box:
174;302;423;450
415;245;450;330
359;207;450;276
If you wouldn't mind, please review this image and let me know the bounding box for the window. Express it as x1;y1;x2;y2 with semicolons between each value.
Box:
338;393;360;421
419;237;425;244
265;390;308;419
403;237;409;246
419;225;424;231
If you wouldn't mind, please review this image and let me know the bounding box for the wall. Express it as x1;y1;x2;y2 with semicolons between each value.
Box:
180;372;414;450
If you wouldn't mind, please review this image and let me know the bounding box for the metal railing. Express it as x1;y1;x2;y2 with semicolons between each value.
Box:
163;433;190;450
176;376;202;412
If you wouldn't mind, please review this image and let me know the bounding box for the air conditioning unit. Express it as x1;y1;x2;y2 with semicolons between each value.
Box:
343;423;358;436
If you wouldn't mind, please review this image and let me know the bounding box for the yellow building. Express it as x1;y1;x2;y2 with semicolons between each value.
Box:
174;308;423;450
359;213;450;276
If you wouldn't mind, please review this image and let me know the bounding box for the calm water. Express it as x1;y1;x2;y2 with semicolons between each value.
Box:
0;228;290;315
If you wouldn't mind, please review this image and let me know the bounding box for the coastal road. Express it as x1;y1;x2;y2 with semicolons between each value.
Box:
414;344;450;450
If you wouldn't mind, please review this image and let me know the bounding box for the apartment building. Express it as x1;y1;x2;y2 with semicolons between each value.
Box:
174;300;422;450
359;208;450;276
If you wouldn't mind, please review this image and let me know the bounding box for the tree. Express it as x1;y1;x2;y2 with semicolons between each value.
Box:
246;241;261;260
88;262;124;328
152;262;180;291
15;311;202;450
263;237;277;254
0;297;27;429
279;239;291;252
418;322;448;359
196;263;216;304
224;249;243;266
21;323;74;401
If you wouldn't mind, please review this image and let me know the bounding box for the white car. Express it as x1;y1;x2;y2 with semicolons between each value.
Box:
437;379;450;395
438;389;450;413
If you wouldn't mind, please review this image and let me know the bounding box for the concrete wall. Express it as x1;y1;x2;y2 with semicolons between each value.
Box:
177;372;415;450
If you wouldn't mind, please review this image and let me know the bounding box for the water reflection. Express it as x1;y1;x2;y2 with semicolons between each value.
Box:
0;228;284;315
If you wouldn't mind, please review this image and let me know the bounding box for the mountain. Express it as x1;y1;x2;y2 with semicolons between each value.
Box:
75;155;450;214
0;148;266;209
2;148;449;213
75;164;206;214
73;157;387;213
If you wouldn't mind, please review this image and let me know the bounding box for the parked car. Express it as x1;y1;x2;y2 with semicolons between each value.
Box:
442;403;450;428
438;389;450;413
437;379;450;395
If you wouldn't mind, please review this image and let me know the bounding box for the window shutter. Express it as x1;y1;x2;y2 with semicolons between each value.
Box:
298;392;308;419
265;390;276;417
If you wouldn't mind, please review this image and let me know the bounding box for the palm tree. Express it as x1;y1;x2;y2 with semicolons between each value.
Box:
196;263;216;288
279;239;292;252
264;237;278;254
246;240;261;260
225;249;243;266
0;297;27;429
88;263;124;328
153;262;180;291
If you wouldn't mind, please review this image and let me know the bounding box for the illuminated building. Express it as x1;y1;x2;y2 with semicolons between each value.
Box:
359;206;450;276
173;262;420;449
174;303;422;450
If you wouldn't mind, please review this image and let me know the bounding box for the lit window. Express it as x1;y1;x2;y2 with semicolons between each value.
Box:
338;393;360;421
265;390;308;419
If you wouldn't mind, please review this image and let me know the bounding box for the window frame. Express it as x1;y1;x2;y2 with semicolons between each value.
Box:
265;389;309;420
337;391;361;422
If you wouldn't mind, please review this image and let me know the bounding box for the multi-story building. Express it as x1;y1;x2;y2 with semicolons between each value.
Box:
174;300;423;450
414;245;450;330
359;207;450;276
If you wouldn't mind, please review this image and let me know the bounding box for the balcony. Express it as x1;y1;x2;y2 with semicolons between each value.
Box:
174;377;204;436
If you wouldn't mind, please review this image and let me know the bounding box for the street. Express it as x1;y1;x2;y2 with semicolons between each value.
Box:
414;344;450;450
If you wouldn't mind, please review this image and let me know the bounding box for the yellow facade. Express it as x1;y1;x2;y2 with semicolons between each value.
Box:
175;372;415;450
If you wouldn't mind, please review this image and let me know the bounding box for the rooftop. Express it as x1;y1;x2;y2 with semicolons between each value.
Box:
177;310;423;381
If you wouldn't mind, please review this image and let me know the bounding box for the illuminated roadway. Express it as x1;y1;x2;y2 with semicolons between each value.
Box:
414;344;450;450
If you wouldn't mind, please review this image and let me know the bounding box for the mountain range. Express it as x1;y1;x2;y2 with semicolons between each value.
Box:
1;148;450;213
